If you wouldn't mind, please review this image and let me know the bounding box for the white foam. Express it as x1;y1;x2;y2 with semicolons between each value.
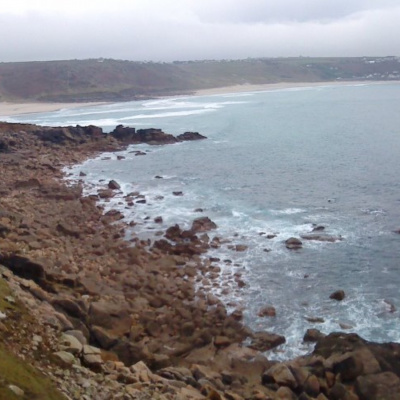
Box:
119;109;214;120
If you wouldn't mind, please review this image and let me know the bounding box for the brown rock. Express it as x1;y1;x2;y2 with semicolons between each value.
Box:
191;217;217;233
330;290;345;301
234;244;248;252
303;329;325;342
214;336;232;347
249;331;286;351
301;234;342;242
177;132;207;141
285;237;302;249
263;364;297;389
355;372;400;400
258;306;276;317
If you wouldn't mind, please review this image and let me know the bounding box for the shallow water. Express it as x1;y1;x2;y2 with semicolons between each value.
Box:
10;82;400;359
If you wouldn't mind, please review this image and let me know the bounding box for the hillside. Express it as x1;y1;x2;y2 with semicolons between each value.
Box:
0;57;399;102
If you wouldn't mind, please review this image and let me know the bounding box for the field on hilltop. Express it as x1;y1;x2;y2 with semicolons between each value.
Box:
0;56;399;102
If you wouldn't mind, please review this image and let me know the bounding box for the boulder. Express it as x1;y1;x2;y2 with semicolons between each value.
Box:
249;331;286;351
301;234;342;242
177;132;207;141
355;372;400;400
191;217;217;233
82;345;103;371
285;237;302;249
258;306;276;317
303;329;325;343
52;351;78;367
262;364;297;389
330;290;345;301
108;180;121;190
60;333;83;355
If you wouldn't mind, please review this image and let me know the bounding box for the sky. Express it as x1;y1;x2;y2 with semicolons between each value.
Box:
1;0;399;62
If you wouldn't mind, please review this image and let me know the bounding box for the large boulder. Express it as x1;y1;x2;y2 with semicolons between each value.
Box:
248;331;286;351
191;217;217;233
177;132;207;141
285;237;302;250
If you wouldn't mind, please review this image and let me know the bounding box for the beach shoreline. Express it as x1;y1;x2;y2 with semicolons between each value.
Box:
1;80;399;119
0;101;107;118
193;79;400;96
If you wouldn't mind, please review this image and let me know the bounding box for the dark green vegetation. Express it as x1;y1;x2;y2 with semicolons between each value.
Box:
0;279;66;400
0;56;399;102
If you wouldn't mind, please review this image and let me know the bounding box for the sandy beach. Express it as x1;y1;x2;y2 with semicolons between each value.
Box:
193;80;400;96
0;101;106;118
0;81;398;119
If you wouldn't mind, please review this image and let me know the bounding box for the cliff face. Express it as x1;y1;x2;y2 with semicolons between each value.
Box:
0;57;399;102
1;122;400;399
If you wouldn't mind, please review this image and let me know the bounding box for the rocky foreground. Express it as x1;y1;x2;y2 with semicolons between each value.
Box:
0;122;400;400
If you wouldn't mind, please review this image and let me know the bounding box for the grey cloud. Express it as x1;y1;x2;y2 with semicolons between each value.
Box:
191;0;400;24
0;1;399;62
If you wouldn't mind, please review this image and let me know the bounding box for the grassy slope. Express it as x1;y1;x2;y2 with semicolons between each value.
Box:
0;278;66;400
0;56;399;102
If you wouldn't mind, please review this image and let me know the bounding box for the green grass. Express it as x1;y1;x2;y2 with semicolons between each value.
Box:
0;277;67;400
0;345;67;400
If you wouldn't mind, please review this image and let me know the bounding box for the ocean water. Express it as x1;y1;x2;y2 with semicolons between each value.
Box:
8;82;400;359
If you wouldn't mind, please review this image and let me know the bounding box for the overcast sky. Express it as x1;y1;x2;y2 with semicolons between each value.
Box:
1;0;399;62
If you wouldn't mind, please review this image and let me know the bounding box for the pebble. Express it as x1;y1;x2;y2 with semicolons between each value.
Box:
8;384;25;396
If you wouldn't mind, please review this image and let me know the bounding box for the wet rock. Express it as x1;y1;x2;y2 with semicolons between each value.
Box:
303;329;325;342
249;331;286;351
304;315;325;323
154;216;163;223
173;191;183;196
98;189;114;199
191;217;217;233
258;306;276;317
108;179;121;190
285;237;303;249
177;132;207;141
330;290;345;301
234;244;248;252
301;234;342;242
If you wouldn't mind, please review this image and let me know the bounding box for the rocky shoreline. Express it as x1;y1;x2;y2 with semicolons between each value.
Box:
0;122;400;399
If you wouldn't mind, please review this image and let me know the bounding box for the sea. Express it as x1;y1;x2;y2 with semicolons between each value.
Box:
7;82;400;360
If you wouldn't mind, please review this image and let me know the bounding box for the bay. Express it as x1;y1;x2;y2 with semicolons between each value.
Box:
10;82;400;359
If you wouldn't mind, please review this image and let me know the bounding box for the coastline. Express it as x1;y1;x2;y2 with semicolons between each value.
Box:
0;101;107;118
1;122;400;398
1;80;399;119
193;79;400;96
